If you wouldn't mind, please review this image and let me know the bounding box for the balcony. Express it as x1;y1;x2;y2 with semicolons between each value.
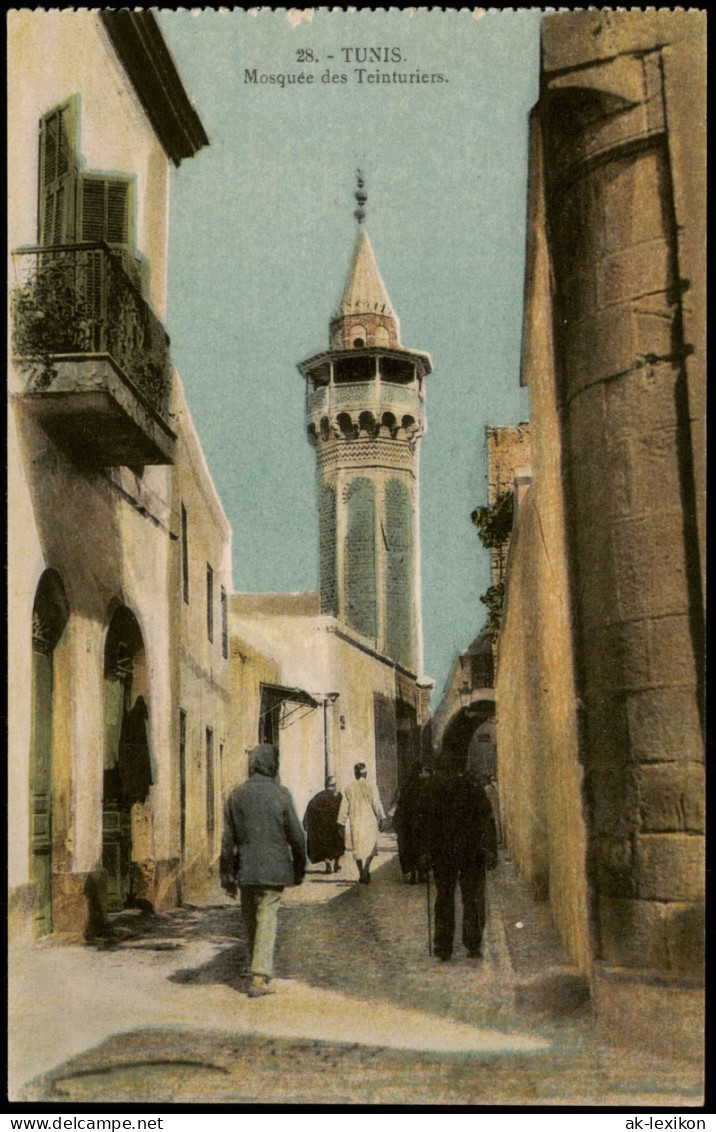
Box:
11;244;176;466
306;380;424;435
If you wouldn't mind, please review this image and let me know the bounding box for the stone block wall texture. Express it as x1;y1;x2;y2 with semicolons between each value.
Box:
345;477;377;640
486;425;532;505
385;477;415;671
540;10;705;979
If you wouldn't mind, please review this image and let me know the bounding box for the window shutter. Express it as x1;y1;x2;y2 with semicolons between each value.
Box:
42;115;58;185
43;191;56;247
78;175;133;249
39;99;77;245
80;178;105;242
107;182;129;244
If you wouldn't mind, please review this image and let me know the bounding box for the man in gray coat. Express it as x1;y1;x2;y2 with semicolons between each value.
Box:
220;744;306;997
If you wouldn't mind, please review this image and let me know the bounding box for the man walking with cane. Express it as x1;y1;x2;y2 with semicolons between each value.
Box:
422;759;498;961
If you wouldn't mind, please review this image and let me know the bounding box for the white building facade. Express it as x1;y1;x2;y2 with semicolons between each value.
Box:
8;10;230;937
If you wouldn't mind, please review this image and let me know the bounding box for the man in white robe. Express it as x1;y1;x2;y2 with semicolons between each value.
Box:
337;762;386;885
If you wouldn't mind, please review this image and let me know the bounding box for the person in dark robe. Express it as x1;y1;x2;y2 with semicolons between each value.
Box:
423;760;498;961
118;695;152;803
303;776;345;874
393;762;432;884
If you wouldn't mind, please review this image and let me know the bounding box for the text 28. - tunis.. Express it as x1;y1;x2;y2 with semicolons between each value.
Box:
297;47;404;64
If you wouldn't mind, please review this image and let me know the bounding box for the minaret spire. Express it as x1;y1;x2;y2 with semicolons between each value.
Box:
298;183;433;678
354;168;367;225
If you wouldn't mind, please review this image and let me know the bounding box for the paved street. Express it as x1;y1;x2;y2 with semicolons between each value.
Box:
10;840;703;1106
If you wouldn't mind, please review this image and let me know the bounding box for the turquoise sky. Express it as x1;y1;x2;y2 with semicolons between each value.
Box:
158;9;540;705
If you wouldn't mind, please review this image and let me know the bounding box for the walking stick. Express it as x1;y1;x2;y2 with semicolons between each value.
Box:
426;865;432;956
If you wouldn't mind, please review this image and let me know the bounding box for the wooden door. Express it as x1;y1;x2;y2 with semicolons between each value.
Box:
30;648;54;935
102;804;131;912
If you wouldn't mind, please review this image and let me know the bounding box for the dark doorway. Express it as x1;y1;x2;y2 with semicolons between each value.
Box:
103;606;151;912
258;686;283;753
373;692;398;811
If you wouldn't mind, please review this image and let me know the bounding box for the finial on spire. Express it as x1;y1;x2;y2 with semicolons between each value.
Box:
354;168;367;224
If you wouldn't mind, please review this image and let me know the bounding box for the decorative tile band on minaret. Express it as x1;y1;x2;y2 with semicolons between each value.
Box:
298;175;433;677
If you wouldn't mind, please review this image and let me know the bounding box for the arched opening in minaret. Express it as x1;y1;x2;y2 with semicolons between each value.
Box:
350;325;366;348
359;411;377;437
337;412;356;439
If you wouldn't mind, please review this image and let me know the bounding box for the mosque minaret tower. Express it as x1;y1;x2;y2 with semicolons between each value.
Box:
299;173;432;677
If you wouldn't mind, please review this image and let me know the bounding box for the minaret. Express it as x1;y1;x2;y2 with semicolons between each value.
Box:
298;172;432;676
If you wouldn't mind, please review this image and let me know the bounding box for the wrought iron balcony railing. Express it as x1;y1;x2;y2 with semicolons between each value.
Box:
11;243;171;421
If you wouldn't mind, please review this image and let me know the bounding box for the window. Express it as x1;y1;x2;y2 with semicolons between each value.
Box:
206;564;214;642
205;727;215;848
181;504;189;604
179;710;187;861
221;585;228;660
37;99;148;295
77;173;145;293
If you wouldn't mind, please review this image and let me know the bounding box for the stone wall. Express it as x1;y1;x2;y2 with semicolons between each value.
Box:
540;9;705;984
495;10;705;1052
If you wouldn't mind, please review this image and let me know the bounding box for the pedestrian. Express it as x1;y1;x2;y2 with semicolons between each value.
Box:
483;774;504;847
423;760;498;961
337;762;385;886
220;743;306;997
393;762;431;884
303;775;345;874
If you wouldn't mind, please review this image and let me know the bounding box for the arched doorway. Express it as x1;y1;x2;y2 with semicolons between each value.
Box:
440;701;495;771
440;700;501;844
30;569;69;936
103;607;153;912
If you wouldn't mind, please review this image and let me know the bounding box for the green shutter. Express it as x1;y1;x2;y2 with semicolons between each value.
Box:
78;174;133;250
80;178;106;242
39;98;77;245
107;181;129;244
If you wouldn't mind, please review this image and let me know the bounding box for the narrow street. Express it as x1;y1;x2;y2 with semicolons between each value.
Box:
11;839;702;1106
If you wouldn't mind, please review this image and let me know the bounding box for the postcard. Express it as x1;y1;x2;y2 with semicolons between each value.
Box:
7;6;706;1109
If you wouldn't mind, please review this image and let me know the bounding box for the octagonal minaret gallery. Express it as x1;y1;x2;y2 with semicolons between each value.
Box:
299;174;432;676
